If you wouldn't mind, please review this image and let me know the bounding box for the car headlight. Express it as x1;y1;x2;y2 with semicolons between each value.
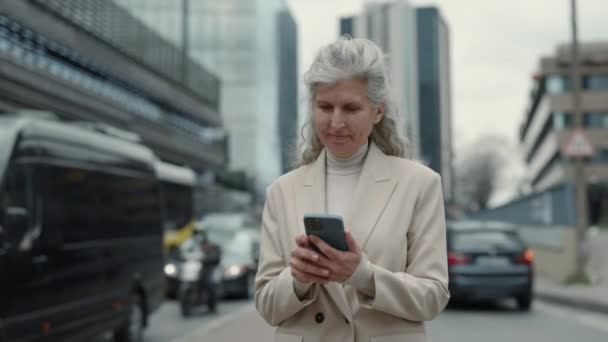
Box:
164;263;177;277
224;265;246;278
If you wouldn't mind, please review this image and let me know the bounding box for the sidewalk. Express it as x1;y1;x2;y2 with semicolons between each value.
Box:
535;277;608;314
534;229;608;315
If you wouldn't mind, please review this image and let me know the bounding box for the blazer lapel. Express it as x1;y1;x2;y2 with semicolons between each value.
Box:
295;150;352;320
296;149;327;227
345;143;398;250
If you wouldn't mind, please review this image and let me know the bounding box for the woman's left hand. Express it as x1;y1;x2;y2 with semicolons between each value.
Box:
308;230;362;283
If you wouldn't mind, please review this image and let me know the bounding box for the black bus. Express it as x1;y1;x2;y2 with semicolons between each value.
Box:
0;113;164;342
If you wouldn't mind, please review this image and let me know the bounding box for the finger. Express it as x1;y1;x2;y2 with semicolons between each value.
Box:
344;230;359;253
291;258;330;278
313;257;337;276
295;234;310;248
292;267;329;285
308;235;340;260
291;246;320;263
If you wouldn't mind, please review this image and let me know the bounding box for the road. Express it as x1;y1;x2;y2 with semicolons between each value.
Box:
121;298;608;341
429;300;608;341
97;298;251;342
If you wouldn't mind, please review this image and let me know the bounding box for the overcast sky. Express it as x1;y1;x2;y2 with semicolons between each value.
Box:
285;0;608;204
286;0;608;152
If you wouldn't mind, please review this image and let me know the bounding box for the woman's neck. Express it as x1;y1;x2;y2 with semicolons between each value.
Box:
326;142;368;175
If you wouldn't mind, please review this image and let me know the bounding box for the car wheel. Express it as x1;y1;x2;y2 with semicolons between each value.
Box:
114;293;145;342
516;293;532;311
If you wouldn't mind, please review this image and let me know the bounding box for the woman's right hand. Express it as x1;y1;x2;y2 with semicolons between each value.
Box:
290;234;330;285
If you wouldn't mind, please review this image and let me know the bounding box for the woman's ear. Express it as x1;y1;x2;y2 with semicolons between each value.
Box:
375;103;385;124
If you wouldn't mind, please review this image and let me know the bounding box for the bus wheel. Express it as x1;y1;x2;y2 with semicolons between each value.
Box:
114;293;145;342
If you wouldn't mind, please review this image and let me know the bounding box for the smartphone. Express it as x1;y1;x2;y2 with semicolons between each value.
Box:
303;214;347;254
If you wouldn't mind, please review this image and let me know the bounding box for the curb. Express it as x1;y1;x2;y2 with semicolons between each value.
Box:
535;289;608;315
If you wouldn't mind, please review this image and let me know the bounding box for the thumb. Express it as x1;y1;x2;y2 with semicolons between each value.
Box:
344;229;359;253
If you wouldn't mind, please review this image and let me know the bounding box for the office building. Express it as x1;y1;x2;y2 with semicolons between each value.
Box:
416;7;453;201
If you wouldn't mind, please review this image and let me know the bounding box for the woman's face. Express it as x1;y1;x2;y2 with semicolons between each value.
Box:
313;79;384;158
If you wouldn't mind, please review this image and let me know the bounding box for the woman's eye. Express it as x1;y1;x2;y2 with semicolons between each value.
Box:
344;106;359;112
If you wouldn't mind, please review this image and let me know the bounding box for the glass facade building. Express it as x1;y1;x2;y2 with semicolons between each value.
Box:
118;0;297;196
340;0;420;152
416;7;453;201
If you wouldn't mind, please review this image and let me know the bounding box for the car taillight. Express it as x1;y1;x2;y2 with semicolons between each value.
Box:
516;248;534;265
448;252;471;265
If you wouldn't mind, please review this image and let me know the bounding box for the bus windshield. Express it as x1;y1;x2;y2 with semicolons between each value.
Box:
161;181;193;233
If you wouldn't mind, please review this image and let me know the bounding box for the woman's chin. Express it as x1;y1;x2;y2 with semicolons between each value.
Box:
328;146;355;158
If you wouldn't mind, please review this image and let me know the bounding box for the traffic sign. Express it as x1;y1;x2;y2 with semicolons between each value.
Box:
563;129;594;157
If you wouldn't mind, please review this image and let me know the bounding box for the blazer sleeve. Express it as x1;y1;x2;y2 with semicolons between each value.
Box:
254;183;319;326
360;172;450;321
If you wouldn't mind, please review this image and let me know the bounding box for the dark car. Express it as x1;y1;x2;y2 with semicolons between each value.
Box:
0;113;165;341
447;220;534;311
219;229;260;299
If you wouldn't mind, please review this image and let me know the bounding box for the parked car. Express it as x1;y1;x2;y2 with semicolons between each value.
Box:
0;113;165;341
447;220;534;310
218;229;260;299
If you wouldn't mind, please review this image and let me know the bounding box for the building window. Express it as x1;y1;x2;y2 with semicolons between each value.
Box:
589;148;608;164
553;112;574;129
546;74;571;95
583;112;608;128
584;74;608;91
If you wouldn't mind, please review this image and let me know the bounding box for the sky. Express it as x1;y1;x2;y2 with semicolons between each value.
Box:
285;0;608;204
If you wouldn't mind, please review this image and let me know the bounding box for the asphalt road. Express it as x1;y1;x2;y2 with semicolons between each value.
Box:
98;297;608;341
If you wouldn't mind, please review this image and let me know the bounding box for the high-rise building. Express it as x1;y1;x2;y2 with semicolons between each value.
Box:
416;7;453;201
520;42;608;192
340;0;420;152
277;9;298;173
117;0;297;197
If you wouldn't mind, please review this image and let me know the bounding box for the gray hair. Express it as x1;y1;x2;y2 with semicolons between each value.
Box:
296;37;410;167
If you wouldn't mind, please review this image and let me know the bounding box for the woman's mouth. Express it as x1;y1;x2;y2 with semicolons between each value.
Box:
328;134;349;142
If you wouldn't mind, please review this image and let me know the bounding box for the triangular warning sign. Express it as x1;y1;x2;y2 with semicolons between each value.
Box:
563;129;594;157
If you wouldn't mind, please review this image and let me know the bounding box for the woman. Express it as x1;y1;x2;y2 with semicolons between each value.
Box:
255;37;449;342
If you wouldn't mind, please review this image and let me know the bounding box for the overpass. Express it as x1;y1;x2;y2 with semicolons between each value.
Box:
0;0;227;173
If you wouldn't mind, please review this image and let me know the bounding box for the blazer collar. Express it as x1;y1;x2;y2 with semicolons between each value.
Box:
297;141;399;319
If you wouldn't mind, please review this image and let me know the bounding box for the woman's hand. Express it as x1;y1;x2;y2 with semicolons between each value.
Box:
290;234;330;284
308;230;362;283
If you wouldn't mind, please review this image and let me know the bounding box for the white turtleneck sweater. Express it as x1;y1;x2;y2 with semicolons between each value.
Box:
294;142;375;298
326;142;368;219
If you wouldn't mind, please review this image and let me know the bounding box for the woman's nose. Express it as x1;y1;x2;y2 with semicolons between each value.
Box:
330;113;345;129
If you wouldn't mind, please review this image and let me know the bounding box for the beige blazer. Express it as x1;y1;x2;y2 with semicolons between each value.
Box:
255;142;450;342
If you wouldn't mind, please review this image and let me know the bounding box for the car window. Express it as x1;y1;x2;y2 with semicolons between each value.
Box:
452;231;523;251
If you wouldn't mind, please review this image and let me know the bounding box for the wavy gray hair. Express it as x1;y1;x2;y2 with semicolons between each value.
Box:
296;37;410;167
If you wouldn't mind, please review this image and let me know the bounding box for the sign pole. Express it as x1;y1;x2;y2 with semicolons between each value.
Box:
569;0;590;282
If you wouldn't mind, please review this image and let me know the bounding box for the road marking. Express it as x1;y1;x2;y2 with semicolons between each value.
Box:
171;304;256;342
535;301;608;334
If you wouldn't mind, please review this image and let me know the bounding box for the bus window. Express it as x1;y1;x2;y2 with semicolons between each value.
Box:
43;165;163;242
1;163;34;250
161;182;193;233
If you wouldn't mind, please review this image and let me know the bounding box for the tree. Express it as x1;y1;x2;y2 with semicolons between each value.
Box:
454;135;508;211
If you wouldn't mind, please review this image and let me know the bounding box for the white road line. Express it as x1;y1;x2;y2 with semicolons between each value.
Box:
171;304;256;342
535;301;608;334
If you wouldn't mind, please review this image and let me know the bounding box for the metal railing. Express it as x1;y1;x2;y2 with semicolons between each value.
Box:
29;0;219;107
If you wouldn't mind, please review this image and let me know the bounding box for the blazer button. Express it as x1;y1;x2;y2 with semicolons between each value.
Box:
315;312;324;324
344;317;350;324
